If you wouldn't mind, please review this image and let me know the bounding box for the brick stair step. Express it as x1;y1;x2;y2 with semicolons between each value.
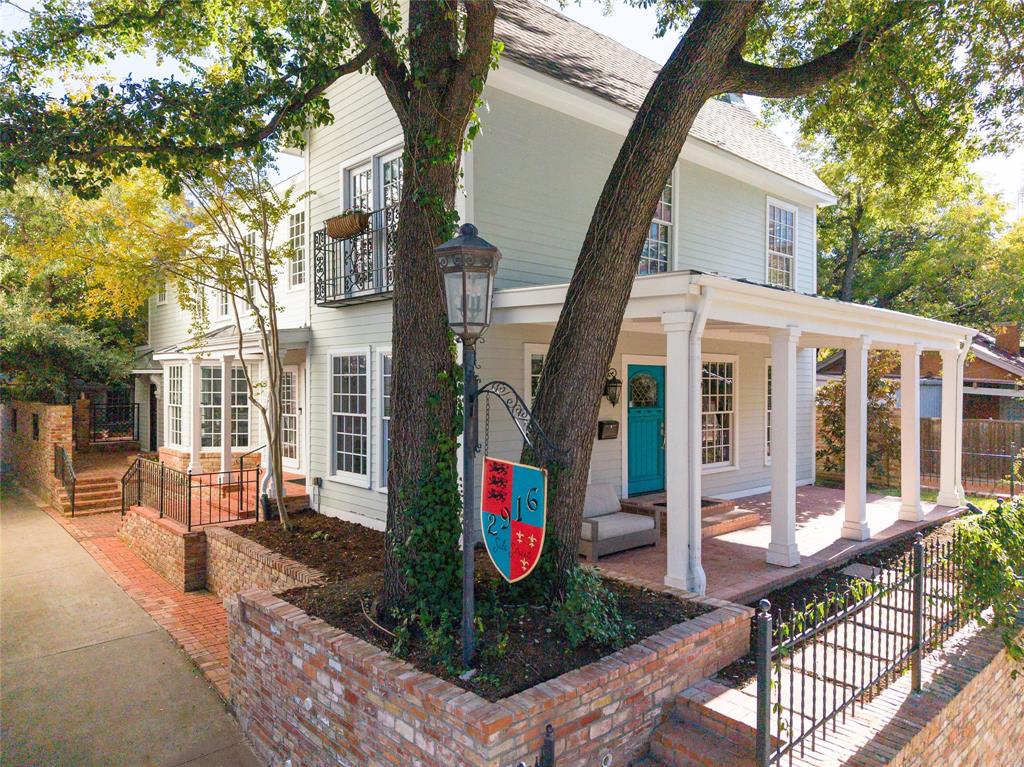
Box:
58;488;121;501
675;681;762;752
650;718;755;767
61;495;122;510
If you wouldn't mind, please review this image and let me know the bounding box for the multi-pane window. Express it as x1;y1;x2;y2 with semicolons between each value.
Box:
382;155;403;208
281;370;297;460
701;359;735;467
288;212;306;287
231;367;249;448
217;287;229;317
767;202;796;289
380;352;392;483
528;352;545;401
200;366;223;448
331;354;368;477
350;165;373;212
638;182;673;275
765;363;773;463
155;281;167;304
167;366;183;445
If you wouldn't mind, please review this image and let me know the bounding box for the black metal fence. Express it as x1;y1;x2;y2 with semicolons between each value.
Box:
90;402;140;443
53;444;76;516
756;531;964;766
121;457;261;530
313;205;398;305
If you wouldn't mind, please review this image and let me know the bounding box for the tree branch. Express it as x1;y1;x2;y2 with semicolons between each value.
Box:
352;2;411;125
442;0;497;119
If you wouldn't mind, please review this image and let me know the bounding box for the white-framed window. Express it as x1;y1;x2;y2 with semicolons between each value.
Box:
639;181;673;275
217;287;229;318
701;355;737;469
349;164;373;212
288;211;306;287
523;344;549;405
231;367;249;448
200;366;223;448
377;348;392;491
767;199;797;290
330;350;369;484
167;365;183;445
155;280;167;305
765;361;772;465
381;152;403;208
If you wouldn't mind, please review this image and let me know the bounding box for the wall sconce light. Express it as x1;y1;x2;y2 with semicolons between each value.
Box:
604;369;622;406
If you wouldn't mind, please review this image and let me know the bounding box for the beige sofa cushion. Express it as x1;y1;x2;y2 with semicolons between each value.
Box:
580;511;655;541
583;483;621;519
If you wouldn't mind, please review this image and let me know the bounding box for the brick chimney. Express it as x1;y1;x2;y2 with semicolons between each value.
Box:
993;323;1022;356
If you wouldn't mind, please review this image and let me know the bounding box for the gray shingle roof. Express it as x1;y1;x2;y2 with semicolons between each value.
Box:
494;0;833;197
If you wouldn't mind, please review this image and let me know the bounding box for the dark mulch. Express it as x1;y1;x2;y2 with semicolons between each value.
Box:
716;520;958;688
283;573;709;702
234;511;386;582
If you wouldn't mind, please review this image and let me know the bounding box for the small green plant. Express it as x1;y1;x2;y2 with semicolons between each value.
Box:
553;566;634;650
310;530;330;542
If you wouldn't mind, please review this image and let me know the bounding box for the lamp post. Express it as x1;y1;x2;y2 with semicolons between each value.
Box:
435;223;501;668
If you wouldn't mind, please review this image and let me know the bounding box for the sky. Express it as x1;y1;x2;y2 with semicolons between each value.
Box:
3;0;1022;216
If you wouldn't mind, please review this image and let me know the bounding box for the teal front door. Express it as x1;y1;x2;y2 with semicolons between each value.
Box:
627;364;665;495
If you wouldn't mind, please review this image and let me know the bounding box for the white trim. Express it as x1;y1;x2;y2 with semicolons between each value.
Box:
280;364;301;470
619;354;667;497
374;346;393;494
287;210;307;291
765;197;798;291
321;507;387;532
522;343;550;406
764;357;772;466
326;346;372;489
700;353;739;472
712;476;814;501
337;142;404;213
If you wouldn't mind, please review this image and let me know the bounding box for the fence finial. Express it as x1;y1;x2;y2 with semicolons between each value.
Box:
914;531;924;544
758;598;771;614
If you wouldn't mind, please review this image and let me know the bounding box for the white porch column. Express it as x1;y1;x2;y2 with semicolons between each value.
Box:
220;354;234;475
899;344;924;521
662;311;704;592
767;326;801;566
937;346;965;506
188;357;203;474
842;336;871;541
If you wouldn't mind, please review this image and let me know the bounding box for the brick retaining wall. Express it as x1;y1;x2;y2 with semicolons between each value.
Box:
1;401;72;501
887;629;1024;767
227;590;753;767
205;525;324;597
118;506;207;591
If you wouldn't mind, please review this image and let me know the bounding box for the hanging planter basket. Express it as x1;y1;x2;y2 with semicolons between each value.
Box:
325;210;370;239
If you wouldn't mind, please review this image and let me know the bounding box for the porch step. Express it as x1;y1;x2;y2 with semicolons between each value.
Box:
650;717;754;767
674;680;763;754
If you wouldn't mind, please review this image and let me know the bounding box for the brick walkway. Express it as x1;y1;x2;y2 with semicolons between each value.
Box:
41;505;232;699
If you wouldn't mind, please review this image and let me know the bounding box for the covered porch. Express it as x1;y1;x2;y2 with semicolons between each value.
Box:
491;271;975;596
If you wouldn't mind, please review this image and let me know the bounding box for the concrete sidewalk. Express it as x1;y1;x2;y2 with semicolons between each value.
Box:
0;485;260;767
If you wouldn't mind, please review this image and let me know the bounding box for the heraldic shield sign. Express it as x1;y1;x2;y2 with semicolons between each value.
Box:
480;457;547;583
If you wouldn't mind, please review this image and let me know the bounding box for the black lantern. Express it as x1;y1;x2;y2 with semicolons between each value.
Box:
604;369;622;406
435;223;501;342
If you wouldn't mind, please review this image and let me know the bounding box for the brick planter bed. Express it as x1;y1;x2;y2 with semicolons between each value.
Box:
205;525;325;597
227;589;753;767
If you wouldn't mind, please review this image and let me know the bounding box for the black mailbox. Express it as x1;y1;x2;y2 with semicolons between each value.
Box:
597;420;619;440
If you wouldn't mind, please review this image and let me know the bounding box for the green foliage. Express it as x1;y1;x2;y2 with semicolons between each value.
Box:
954;498;1024;663
552;566;634;650
817;350;900;474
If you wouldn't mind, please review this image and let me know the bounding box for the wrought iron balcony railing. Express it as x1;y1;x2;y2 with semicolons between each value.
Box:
313;205;398;306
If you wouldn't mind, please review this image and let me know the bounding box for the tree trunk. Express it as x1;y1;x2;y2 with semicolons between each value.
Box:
527;3;758;596
839;190;864;301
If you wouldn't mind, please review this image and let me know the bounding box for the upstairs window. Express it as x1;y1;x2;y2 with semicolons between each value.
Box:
289;211;306;287
217;288;229;318
350;165;373;212
767;200;796;290
639;181;673;275
155;280;167;305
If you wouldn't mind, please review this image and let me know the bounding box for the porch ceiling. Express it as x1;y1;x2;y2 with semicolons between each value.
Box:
493;272;974;351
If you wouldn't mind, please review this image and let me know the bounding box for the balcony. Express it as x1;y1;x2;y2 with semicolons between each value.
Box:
313;205;398;306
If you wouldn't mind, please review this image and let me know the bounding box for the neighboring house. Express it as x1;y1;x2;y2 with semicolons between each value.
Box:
139;0;975;595
817;323;1024;421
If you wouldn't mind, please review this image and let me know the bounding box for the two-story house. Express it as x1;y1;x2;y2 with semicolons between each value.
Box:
142;0;975;595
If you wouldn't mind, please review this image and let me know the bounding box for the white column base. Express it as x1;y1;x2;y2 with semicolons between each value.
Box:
841;520;871;541
936;491;962;508
898;501;925;522
663;569;704;594
663;575;689;591
766;542;801;567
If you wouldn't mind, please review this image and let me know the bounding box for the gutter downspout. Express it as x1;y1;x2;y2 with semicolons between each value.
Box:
688;285;713;594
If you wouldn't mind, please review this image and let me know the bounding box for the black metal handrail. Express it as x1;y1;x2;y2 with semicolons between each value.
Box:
313;205;398;305
755;531;965;765
121;457;262;531
237;444;265;473
90;402;140;443
53;444;76;517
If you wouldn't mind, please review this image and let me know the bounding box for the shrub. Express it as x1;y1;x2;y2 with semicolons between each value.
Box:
553;566;634;649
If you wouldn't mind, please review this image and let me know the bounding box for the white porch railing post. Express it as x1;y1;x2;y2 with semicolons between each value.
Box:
767;326;801;566
899;344;924;521
220;354;234;478
662;310;697;592
842;335;871;541
937;346;964;506
188;356;203;474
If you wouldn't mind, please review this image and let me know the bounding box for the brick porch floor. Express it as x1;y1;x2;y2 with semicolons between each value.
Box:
594;485;964;604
